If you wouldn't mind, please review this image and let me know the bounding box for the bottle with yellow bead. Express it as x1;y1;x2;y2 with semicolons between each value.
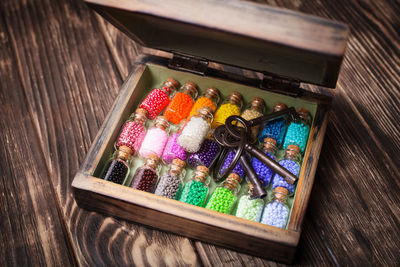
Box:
238;97;265;143
211;91;243;129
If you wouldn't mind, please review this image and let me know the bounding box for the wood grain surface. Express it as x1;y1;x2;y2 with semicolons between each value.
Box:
1;0;400;266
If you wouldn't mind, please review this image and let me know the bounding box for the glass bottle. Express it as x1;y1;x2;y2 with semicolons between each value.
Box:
139;78;179;120
154;158;186;199
102;145;133;185
162;119;187;164
220;150;245;178
205;173;241;214
139;116;169;158
116;108;148;152
179;165;209;207
187;131;220;168
271;145;301;195
282;108;311;153
239;97;265;143
130;154;160;193
251;137;278;186
260;186;290;229
235;183;264;222
259;102;288;145
164;81;198;124
178;106;213;153
211;91;243;129
188;87;220;118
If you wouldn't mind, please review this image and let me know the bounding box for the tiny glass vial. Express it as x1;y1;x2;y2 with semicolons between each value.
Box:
205;173;241;214
130;154;160;193
154;158;186;199
162;119;187;164
139;116;170;158
139;78;179;120
271;145;301;195
179;166;210;207
178;106;213;153
220;150;245;178
116;108;148;152
239;97;265;143
187;133;220;168
102;145;133;185
251;137;278;186
260;186;290;229
164;81;198;124
259;102;288;145
283;108;311;153
211;91;243;129
188;87;220;118
235;183;264;222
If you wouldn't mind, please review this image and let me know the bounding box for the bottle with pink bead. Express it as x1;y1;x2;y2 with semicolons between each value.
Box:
162;119;188;164
139;116;170;159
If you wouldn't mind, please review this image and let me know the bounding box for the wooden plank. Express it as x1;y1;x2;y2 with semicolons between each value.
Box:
0;12;76;266
1;0;201;265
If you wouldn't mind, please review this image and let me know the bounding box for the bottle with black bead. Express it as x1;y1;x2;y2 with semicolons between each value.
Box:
102;145;133;185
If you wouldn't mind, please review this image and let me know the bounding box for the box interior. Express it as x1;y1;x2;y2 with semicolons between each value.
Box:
92;63;318;229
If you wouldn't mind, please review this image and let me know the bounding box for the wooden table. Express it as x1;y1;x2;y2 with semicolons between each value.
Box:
1;0;399;265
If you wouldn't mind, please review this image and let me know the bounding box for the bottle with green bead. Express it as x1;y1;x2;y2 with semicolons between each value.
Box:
235;182;264;222
179;165;210;207
211;91;243;129
205;173;241;214
283;108;311;153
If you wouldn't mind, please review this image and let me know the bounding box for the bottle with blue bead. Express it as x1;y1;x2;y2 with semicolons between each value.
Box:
259;102;288;146
251;137;278;187
235;182;264;222
283;108;311;153
102;145;133;185
260;186;290;229
271;145;301;195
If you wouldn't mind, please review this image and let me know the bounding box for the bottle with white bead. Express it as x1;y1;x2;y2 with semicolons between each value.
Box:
177;106;213;153
260;186;290;228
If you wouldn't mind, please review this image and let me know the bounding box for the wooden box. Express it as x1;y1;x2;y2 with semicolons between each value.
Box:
72;0;348;263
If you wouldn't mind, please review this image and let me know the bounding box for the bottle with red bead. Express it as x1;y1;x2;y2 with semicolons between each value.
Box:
130;154;160;193
139;78;180;120
115;108;148;153
162;119;187;164
102;145;133;185
164;81;198;124
139;116;170;159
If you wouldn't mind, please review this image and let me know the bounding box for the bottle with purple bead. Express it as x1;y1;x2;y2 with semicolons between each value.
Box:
220;150;245;178
162;119;187;164
102;145;133;185
259;102;288;146
139;116;170;159
271;145;301;195
260;186;290;229
154;158;186;199
251;137;278;187
130;154;160;193
187;132;220;169
282;108;311;153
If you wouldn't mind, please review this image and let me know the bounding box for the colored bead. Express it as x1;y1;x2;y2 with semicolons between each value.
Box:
259;118;287;145
212;103;241;129
139;88;171;120
162;132;187;164
221;150;245;177
178;117;210;153
260;201;289;228
164;92;195;124
235;195;264;222
139;127;168;158
271;159;299;194
187;139;220;168
130;167;158;193
154;174;182;199
102;159;129;184
116;121;145;152
205;187;236;214
179;180;208;207
251;152;275;186
188;96;217;118
283;122;310;153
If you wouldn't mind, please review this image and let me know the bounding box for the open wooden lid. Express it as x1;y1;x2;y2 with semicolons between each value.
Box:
86;0;349;88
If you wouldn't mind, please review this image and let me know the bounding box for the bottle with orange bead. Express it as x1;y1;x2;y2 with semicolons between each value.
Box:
187;87;220;118
164;81;198;124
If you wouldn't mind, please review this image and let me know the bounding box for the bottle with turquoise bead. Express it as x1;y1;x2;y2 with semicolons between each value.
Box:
205;173;241;214
260;186;290;229
259;102;288;145
179;165;210;207
283;108;311;153
235;182;264;222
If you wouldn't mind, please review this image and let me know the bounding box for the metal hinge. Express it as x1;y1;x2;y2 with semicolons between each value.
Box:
260;73;300;97
168;52;209;76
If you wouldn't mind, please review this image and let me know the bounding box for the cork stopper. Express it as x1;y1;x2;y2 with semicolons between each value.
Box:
274;186;289;202
117;145;133;161
163;78;180;94
194;165;209;183
205;87;220;104
133;108;148;123
170;158;186;176
273;102;288;112
154;116;170;130
228;91;243;107
196;106;213;121
247;182;255;194
182;81;198;99
250;97;265;113
286;145;301;161
263;137;277;153
297;108;311;121
224;173;241;191
145;154;160;169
